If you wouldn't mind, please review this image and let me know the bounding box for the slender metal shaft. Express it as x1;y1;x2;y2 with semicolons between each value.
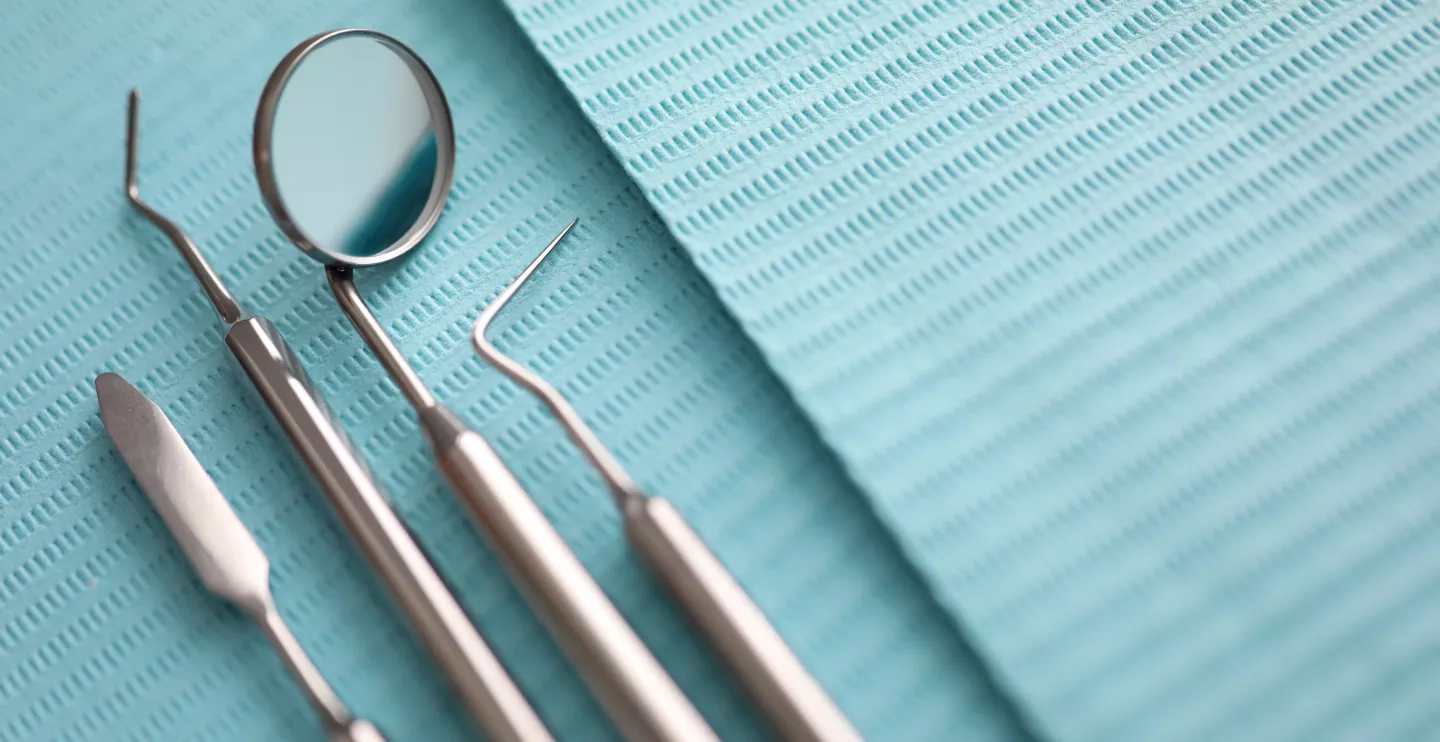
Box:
472;221;864;742
327;257;720;742
256;602;352;732
326;266;435;410
126;90;244;325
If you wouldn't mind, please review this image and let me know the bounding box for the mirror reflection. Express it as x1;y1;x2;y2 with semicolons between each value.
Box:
271;36;439;260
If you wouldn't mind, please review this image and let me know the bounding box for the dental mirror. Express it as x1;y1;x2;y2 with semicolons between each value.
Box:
255;28;453;264
254;28;455;411
253;30;718;742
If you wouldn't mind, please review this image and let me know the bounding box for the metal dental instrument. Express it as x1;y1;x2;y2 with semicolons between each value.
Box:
252;29;718;742
95;372;387;742
126;90;552;742
474;226;864;742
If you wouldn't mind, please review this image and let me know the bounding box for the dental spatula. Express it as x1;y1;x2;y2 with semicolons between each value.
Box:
95;372;385;742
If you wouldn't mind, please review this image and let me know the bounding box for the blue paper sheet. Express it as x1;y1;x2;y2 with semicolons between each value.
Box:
0;0;1030;739
502;0;1440;739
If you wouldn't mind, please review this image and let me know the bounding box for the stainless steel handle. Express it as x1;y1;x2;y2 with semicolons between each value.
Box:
224;317;553;742
419;406;719;742
625;498;864;742
472;221;859;742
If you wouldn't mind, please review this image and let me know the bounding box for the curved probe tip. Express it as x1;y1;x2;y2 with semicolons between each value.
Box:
473;217;579;344
125;89;142;202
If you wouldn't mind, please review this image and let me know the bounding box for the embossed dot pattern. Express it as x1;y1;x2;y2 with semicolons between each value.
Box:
504;0;1440;740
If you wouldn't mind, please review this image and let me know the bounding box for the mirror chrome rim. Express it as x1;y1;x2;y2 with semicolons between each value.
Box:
253;28;456;267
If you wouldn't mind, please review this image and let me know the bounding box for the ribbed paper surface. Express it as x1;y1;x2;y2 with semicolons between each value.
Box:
0;0;1028;739
503;0;1440;739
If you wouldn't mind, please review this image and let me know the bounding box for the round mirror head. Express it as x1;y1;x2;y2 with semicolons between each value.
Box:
254;29;455;266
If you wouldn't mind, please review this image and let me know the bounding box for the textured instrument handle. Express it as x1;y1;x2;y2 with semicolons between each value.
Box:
420;405;719;742
224;317;552;742
624;497;863;742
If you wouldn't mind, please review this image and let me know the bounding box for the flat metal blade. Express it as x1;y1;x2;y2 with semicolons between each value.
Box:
95;372;270;610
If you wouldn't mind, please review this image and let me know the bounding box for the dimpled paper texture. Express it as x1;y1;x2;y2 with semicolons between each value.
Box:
0;0;1032;740
503;1;1440;740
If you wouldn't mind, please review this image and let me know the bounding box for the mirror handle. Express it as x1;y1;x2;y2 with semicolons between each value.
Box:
419;405;721;742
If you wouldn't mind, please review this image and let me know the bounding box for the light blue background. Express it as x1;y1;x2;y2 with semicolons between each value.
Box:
505;0;1440;740
0;0;1028;739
